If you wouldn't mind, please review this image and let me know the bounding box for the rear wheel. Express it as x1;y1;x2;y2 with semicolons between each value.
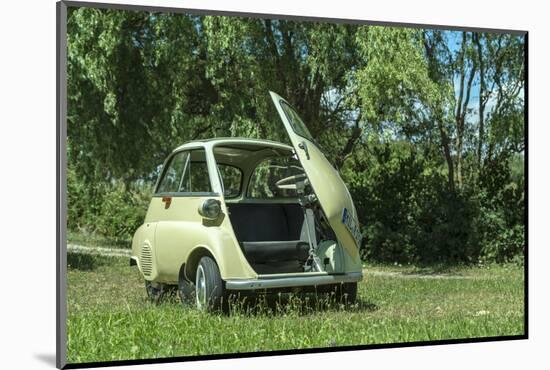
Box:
317;282;357;305
337;282;357;304
195;256;226;311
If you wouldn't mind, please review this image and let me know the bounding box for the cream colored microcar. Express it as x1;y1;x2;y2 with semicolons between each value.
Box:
131;92;363;310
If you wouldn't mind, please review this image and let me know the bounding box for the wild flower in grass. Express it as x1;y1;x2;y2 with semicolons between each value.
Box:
474;310;490;316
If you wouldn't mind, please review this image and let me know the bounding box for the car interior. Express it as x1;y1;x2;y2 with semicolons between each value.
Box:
213;143;327;274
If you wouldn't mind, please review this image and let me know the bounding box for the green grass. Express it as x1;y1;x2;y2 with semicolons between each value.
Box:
66;253;524;364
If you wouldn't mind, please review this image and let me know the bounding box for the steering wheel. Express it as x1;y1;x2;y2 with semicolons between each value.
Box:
275;173;309;190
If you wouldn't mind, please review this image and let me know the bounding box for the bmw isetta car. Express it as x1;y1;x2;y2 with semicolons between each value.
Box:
131;92;363;311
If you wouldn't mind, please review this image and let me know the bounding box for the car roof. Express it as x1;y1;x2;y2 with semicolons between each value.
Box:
172;137;293;153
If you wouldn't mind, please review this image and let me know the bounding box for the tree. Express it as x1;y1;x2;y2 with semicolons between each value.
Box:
422;31;524;191
66;8;525;263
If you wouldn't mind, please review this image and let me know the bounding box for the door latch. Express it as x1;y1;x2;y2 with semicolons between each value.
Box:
298;141;310;160
161;196;172;209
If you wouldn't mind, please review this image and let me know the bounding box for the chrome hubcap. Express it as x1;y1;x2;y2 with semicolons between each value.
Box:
196;265;207;309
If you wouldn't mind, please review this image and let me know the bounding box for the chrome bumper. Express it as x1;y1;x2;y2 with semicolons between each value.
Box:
225;271;363;290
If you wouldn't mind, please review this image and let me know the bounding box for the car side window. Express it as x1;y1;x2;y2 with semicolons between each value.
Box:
156;151;189;194
247;156;303;198
156;149;212;194
179;159;212;193
218;165;242;198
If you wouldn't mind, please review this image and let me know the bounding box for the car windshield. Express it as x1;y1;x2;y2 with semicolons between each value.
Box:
248;156;304;199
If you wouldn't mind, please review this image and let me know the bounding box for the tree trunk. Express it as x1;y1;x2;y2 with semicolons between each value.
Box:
423;31;456;192
334;114;362;170
438;120;455;192
455;32;477;189
474;34;486;169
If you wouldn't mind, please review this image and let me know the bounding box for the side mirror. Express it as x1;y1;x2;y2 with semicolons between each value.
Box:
198;199;221;220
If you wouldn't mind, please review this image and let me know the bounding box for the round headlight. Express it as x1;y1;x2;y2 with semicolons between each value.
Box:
198;199;221;220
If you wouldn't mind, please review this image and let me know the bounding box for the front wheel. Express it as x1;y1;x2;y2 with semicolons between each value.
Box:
195;256;226;311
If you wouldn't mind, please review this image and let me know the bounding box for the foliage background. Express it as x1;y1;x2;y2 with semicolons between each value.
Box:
67;7;525;265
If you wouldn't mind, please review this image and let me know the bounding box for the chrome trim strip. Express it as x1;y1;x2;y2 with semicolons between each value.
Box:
225;272;363;290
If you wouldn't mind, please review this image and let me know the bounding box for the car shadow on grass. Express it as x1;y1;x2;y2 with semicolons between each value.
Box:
148;286;379;316
67;251;124;271
222;293;379;316
67;252;105;271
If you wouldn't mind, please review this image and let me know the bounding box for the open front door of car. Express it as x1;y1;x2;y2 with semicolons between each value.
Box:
269;91;362;261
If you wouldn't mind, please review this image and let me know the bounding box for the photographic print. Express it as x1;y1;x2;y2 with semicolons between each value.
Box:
58;1;526;367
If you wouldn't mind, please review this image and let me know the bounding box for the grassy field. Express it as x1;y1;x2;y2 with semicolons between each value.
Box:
66;253;525;364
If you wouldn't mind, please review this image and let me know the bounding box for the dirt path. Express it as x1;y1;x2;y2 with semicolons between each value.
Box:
67;244;131;258
365;270;471;280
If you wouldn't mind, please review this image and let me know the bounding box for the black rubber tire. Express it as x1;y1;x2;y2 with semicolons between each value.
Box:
337;282;357;304
195;256;226;311
178;272;195;307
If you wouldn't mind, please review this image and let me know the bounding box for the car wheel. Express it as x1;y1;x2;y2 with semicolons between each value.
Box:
195;256;226;311
145;280;169;304
337;282;357;304
178;272;195;307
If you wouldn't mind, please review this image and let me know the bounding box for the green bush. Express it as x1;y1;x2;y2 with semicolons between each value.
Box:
67;141;524;264
93;182;150;243
476;155;525;264
342;143;523;265
67;166;151;243
67;166;96;232
414;187;480;264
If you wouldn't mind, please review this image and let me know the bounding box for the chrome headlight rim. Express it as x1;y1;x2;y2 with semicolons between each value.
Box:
198;198;221;220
